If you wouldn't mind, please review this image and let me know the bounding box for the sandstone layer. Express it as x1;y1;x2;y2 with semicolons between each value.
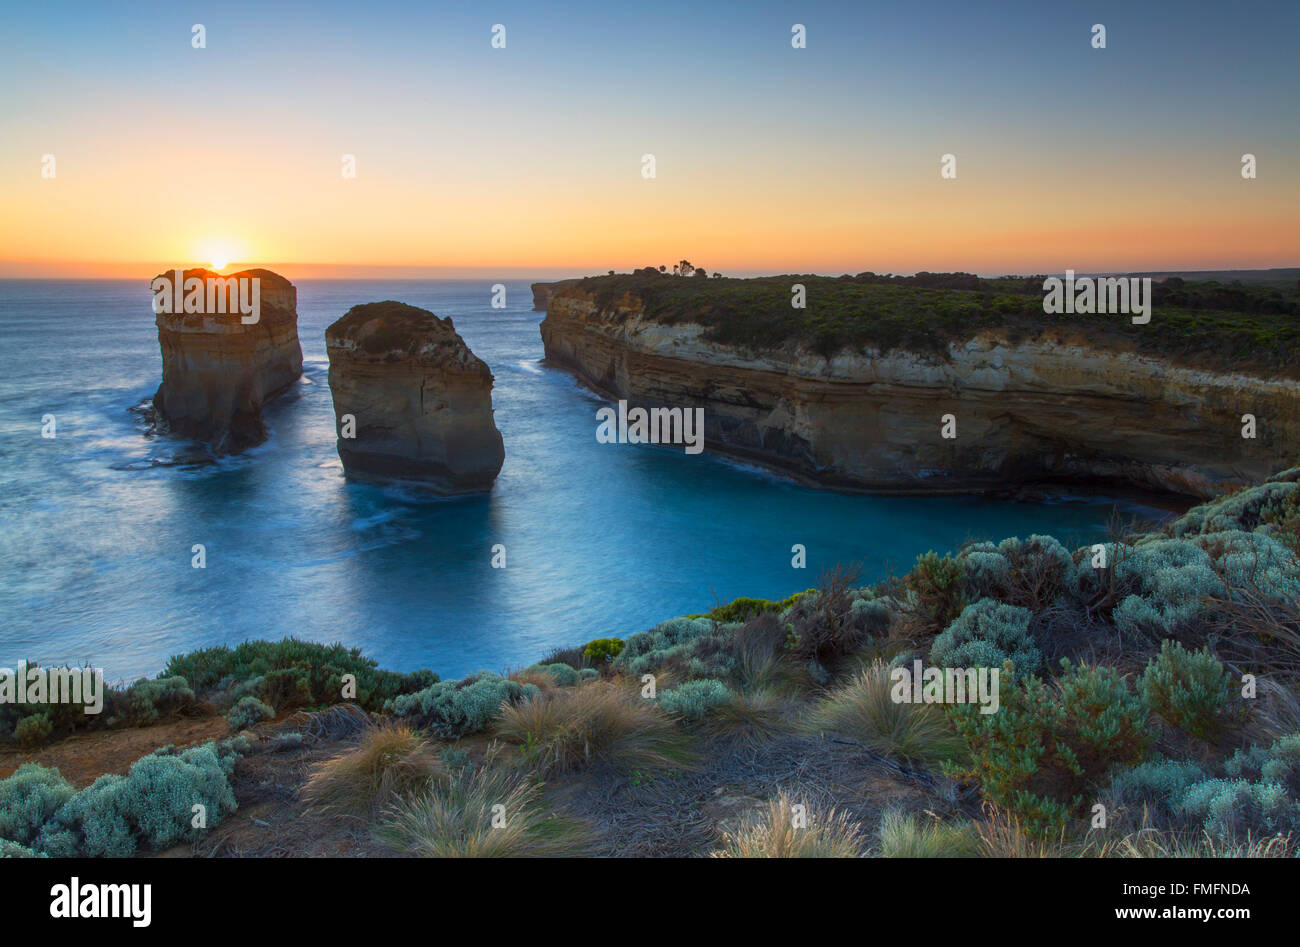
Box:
539;286;1300;499
531;280;578;311
152;268;303;454
325;301;505;493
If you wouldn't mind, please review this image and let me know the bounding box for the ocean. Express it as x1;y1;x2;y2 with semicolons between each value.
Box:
0;279;1156;683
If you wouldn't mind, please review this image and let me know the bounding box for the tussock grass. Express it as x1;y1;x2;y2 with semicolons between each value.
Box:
876;810;979;857
809;660;964;767
374;759;588;857
300;721;446;819
702;690;790;749
711;792;867;858
495;680;693;777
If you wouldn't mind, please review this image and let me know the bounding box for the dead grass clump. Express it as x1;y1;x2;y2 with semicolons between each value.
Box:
809;660;964;768
711;791;867;858
300;721;446;819
495;680;693;777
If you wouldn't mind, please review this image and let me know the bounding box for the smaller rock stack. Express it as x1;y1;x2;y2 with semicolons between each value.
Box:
325;301;505;494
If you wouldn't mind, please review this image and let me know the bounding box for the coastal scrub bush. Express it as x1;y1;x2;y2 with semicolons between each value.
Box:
300;722;446;818
375;760;588;857
1110;537;1223;638
227;695;275;731
35;740;243;857
14;713;53;748
495;680;691;777
658;679;733;721
1178;778;1299;842
701;591;813;624
1170;481;1296;537
0;764;74;846
581;638;624;663
525;663;582;687
784;565;870;666
116;676;196;726
811;660;963;767
386;672;538;738
0;839;43;858
876;810;979;857
1139;640;1233;740
711;792;866;858
931;598;1041;678
1103;759;1210;825
614;617;719;675
948;661;1151;837
163;638;437;711
959;535;1073;610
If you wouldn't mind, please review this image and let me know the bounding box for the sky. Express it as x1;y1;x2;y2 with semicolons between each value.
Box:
0;0;1297;278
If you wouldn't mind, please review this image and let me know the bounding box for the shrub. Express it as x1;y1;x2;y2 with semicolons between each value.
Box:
614;617;718;675
1179;778;1299;842
118;676;196;725
387;672;539;738
375;761;588;857
905;551;967;630
811;661;963;767
1104;759;1210;825
227;696;275;731
659;679;733;721
960;535;1073;610
1139;640;1233;740
495;680;691;777
14;713;53;749
1110;538;1224;638
948;661;1151;837
1171;481;1296;537
876;810;978;857
163;638;436;711
711;793;866;858
931;598;1041;677
784;565;868;666
0;764;74;846
0;839;43;858
300;722;445;818
702;591;812;624
36;740;243;857
581;638;624;663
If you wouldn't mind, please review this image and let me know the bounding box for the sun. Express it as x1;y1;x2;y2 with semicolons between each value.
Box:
210;257;228;271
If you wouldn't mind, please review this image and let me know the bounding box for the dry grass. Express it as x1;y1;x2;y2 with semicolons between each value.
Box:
711;791;868;858
876;809;979;857
375;756;589;857
973;805;1075;857
299;721;446;819
495;680;693;778
809;660;965;768
702;689;791;750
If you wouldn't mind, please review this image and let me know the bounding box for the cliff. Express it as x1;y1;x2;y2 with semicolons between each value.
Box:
539;284;1300;498
151;267;303;454
531;280;579;312
325;301;505;493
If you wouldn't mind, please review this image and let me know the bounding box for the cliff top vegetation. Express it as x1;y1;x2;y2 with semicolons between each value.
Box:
557;271;1300;373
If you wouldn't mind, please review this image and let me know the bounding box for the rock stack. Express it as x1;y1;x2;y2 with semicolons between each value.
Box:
325;301;505;493
151;267;303;454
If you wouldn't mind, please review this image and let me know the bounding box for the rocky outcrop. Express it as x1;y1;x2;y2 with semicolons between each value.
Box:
531;280;578;312
325;301;504;493
540;287;1300;499
151;267;302;454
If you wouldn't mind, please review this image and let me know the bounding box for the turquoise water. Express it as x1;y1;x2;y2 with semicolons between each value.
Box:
0;279;1152;682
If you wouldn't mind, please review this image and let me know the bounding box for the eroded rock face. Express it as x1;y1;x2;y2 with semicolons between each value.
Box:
540;287;1300;499
151;267;303;454
325;301;505;493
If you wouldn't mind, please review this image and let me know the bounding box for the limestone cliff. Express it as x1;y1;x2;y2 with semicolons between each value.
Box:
531;280;579;312
540;287;1300;499
151;267;303;454
325;301;505;493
